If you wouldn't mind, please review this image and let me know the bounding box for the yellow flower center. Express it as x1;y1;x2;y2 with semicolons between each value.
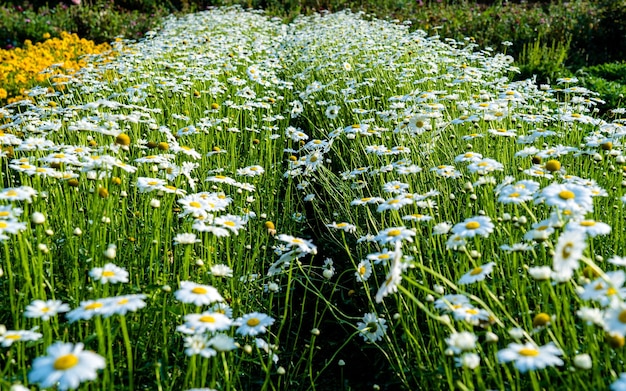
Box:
5;334;20;340
607;287;618;296
102;271;115;277
619;310;626;324
580;220;596;227
465;221;480;230
200;315;215;323
85;302;103;310
518;348;539;357
6;190;17;196
53;354;79;370
192;287;208;294
118;299;129;305
247;318;261;327
559;190;575;200
387;229;401;237
469;267;483;276
0;222;7;229
189;201;202;208
562;243;573;259
359;266;366;276
223;221;236;227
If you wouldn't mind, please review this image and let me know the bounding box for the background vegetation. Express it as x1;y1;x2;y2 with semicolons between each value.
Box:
1;0;625;111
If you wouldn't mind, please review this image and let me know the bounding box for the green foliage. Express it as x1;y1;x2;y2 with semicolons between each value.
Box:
578;62;626;114
589;0;626;65
517;33;572;84
0;1;167;49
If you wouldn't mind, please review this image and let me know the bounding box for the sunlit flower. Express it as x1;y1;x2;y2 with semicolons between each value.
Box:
326;222;357;233
565;219;611;238
366;248;398;265
89;263;129;284
604;301;626;337
552;230;586;279
538;183;594;213
277;234;317;254
446;331;478;354
209;264;233;278
451;304;491;325
455;352;481;369
458;262;495;285
235;312;275;336
214;214;247;234
66;299;109;323
24;299;70;321
181;312;232;333
374;226;415;245
0;329;43;347
28;342;105;390
578;271;626;307
184;334;216;358
209;333;237;352
451;216;494;238
101;294;147;317
175;281;224;306
355;259;372;282
173;233;200;245
497;342;563;373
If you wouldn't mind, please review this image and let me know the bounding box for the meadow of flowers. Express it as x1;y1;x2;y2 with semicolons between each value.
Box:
2;6;626;391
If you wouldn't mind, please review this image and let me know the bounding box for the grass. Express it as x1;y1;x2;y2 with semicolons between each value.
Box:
2;5;626;391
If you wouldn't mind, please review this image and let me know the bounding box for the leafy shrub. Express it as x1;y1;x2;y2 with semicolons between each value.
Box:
0;1;167;49
516;33;572;83
577;62;626;114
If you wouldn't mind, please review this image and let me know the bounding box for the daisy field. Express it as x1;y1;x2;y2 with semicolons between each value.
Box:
2;6;626;391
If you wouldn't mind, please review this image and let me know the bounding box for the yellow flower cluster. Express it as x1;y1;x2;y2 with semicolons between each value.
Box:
0;32;113;103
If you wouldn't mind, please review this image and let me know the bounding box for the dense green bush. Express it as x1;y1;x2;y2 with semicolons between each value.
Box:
577;62;626;114
0;1;167;49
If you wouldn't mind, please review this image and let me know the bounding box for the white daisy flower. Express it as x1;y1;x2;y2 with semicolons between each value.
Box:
175;281;224;306
235;312;275;336
28;342;105;390
0;329;43;347
357;313;388;342
89;263;129;284
181;312;232;334
24;300;70;321
497;341;563;373
458;262;495;285
451;216;494;238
